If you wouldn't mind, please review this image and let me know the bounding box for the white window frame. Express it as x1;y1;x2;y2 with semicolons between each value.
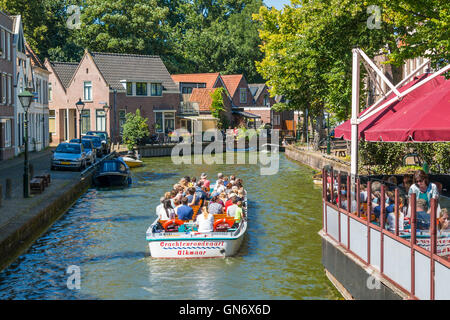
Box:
83;81;92;101
136;82;147;96
1;29;5;59
49;109;56;135
151;83;162;96
2;74;6;105
126;82;133;96
48;82;52;102
240;88;247;103
5;119;11;147
272;114;281;126
7;75;11;105
7;32;10;61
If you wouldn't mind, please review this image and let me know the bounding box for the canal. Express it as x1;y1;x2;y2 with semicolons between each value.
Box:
0;153;341;300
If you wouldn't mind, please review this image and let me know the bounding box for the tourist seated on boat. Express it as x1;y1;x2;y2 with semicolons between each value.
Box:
196;206;214;233
415;199;431;230
226;196;239;217
438;208;449;231
229;175;236;185
176;197;194;221
234;201;243;223
225;183;233;195
208;195;224;215
159;199;176;220
186;187;197;206
164;191;171;200
200;172;210;190
225;194;237;213
156;197;165;218
218;192;228;208
408;170;440;217
189;177;197;187
237;190;245;203
216;172;224;186
195;180;207;204
223;176;230;187
173;197;181;215
179;178;188;191
212;179;225;197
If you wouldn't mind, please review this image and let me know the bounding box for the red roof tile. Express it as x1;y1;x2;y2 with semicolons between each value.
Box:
171;73;221;88
189;88;217;112
221;74;243;97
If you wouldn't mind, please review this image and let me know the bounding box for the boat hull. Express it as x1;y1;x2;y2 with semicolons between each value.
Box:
147;220;247;258
94;172;130;187
122;156;143;168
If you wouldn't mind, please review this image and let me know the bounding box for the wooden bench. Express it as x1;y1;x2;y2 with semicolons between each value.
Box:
34;173;51;188
334;148;347;157
30;177;45;194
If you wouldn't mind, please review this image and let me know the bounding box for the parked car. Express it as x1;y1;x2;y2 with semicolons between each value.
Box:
51;142;87;171
70;138;96;165
85;131;110;154
82;135;103;157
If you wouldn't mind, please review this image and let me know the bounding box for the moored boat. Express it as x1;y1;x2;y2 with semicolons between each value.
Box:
94;158;132;187
121;156;143;168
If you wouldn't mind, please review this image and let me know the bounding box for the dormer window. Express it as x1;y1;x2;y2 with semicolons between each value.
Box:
151;83;162;96
240;88;247;103
126;82;133;95
136;82;147;96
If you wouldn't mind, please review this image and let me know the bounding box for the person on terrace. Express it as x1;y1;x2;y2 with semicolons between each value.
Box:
438;208;449;231
408;170;440;217
415;198;431;230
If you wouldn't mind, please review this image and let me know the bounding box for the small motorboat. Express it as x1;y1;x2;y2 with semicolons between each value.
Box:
93;158;132;187
312;172;323;185
121;151;143;168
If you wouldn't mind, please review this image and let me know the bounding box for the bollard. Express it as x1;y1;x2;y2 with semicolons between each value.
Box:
5;178;12;199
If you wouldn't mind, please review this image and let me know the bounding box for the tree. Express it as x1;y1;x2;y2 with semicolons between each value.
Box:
121;109;149;151
209;87;228;129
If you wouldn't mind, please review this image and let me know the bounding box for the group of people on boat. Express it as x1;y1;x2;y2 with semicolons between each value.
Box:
155;173;247;232
327;169;449;234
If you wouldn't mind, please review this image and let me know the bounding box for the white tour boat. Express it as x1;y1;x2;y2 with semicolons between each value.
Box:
146;193;248;258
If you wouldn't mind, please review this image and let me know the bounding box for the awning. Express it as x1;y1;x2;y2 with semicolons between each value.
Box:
335;74;450;142
232;110;261;118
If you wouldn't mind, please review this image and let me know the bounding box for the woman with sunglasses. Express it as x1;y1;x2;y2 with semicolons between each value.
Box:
407;169;441;217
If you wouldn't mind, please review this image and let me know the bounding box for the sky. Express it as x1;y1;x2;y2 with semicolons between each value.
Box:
264;0;292;10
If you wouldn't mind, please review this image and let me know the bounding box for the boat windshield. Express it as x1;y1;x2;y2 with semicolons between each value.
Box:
101;161;126;172
55;144;81;154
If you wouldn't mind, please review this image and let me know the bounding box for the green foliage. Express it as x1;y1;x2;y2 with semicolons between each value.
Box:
209;87;228;129
121;109;149;151
359;141;450;174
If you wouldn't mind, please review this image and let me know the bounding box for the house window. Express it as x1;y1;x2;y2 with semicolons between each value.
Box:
151;83;162;96
1;29;5;59
155;112;163;132
7;32;11;61
240;88;247;103
83;81;92;101
164;112;175;134
119;110;126;135
96;109;106;131
272;114;280;126
263;94;269;106
126;82;133;96
81;110;90;134
48;82;52;101
2;74;6;104
182;87;192;94
49;110;56;135
7;75;11;105
5;119;11;147
136;82;147;96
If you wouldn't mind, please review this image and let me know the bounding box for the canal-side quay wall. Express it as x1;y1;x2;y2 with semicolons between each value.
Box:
0;171;93;272
284;145;350;172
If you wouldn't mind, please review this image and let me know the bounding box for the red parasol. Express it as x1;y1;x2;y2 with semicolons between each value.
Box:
334;74;450;142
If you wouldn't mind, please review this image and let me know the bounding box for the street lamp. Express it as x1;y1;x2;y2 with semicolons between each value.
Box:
18;89;34;198
75;98;85;140
102;102;110;132
326;112;331;155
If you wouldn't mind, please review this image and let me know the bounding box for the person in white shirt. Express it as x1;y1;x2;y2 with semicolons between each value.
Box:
196;207;214;233
157;199;175;220
155;197;165;219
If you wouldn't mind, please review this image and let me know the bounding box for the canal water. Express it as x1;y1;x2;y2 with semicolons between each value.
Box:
0;153;341;300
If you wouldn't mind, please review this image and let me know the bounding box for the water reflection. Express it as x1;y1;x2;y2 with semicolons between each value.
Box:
0;153;341;300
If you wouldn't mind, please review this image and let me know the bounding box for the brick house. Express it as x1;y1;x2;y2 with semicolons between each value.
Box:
246;83;294;133
0;12;15;160
45;50;180;145
171;72;231;133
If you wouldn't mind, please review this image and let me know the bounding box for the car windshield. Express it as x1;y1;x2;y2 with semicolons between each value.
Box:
55;144;81;154
83;137;101;147
70;139;92;149
87;132;107;140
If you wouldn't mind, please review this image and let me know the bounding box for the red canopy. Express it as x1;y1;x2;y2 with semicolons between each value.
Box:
334;74;450;142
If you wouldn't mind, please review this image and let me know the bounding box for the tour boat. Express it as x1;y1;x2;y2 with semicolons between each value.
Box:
146;196;248;258
93;158;132;187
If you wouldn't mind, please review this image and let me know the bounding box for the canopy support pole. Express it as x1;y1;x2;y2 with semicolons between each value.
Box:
350;48;360;194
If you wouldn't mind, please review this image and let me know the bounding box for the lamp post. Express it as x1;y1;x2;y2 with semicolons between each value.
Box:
326;112;331;155
19;90;34;198
75;98;85;140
